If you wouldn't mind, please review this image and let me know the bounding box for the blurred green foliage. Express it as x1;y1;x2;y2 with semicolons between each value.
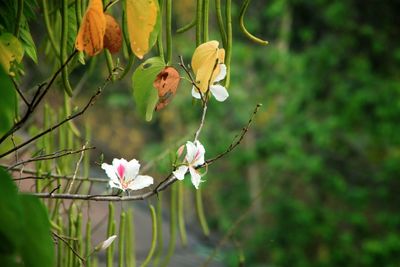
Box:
193;0;400;266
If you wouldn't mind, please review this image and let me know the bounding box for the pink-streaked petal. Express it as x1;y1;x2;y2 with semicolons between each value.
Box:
173;165;188;180
112;158;128;179
192;140;205;167
191;86;201;99
214;64;227;83
210;85;229;102
127;175;154;190
102;163;119;183
189;166;202;189
124;159;140;181
185;141;197;163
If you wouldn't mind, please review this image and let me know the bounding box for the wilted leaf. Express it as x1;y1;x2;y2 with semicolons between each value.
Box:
132;57;165;121
0;33;24;76
191;40;225;93
126;0;160;59
153;66;180;111
0;67;16;136
75;0;106;56
104;14;122;54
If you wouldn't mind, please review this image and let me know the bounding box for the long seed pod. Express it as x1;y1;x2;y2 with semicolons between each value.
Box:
118;212;126;267
67;208;76;267
161;184;177;267
41;0;60;56
140;205;157;267
86;219;92;267
125;208;135;267
176;19;196;34
196;0;203;46
75;0;83;26
153;192;163;266
177;182;187;246
203;0;209;42
75;212;83;267
225;0;232;88
107;203;115;267
14;0;23;37
215;0;227;47
118;53;135;80
239;0;268;45
165;0;172;63
157;0;164;60
57;216;64;267
104;50;116;81
196;188;210;236
61;0;74;96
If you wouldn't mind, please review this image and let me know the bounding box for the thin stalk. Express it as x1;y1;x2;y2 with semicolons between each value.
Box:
153;192;163;266
118;53;135;80
196;0;203;46
125;208;135;267
140;205;157;267
14;0;23;37
215;0;227;47
225;0;232;88
165;0;172;63
57;216;64;267
104;50;116;81
203;0;209;42
107;203;115;267
176;19;196;34
239;0;268;45
118;212;126;267
75;213;83;267
161;184;177;267
196;188;210;236
67;208;75;267
157;0;164;60
61;0;74;96
177;182;187;246
41;0;60;56
86;219;92;267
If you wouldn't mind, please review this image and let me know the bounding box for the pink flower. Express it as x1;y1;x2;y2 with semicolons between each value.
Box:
101;158;153;191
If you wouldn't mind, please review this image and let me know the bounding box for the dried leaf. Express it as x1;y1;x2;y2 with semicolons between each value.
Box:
75;0;106;56
103;14;122;54
191;40;225;93
126;0;160;59
153;67;180;111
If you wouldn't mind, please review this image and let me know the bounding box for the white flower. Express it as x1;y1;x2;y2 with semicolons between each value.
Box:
95;235;117;251
192;63;229;102
173;140;205;189
101;158;153;191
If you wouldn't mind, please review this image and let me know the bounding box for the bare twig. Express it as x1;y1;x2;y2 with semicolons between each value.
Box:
12;78;29;106
6;147;94;170
53;231;86;264
194;103;208;141
67;143;88;193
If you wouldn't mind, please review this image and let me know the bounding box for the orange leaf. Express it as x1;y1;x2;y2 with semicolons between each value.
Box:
153;67;180;111
103;14;122;54
75;0;106;56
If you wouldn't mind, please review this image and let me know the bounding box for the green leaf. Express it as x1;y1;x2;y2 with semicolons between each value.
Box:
19;195;55;267
0;167;23;255
19;26;38;63
0;33;24;76
132;57;165;121
0;66;17;136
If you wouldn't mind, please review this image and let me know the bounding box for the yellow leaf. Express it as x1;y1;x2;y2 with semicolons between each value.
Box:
75;0;106;56
126;0;160;59
0;33;24;76
191;40;225;93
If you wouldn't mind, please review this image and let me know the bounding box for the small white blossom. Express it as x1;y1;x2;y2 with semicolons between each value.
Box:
173;140;205;189
95;235;117;251
101;158;153;191
192;64;229;102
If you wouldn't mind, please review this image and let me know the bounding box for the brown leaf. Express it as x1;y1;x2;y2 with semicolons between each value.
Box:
103;14;122;54
75;0;106;56
153;67;180;111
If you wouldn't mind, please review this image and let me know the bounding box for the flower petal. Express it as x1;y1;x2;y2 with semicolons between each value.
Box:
102;163;119;184
213;64;226;83
127;175;154;190
124;159;140;181
189;166;202;189
173;165;188;180
112;158;128;179
210;84;229;102
191;86;201;99
185;141;197;163
192;140;205;166
108;180;123;190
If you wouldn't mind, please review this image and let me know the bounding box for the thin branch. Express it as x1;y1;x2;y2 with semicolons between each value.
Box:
12;78;29;106
0;75;110;158
6;147;94;170
53;231;86;264
22;104;262;201
67;143;87;193
194;103;208;141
